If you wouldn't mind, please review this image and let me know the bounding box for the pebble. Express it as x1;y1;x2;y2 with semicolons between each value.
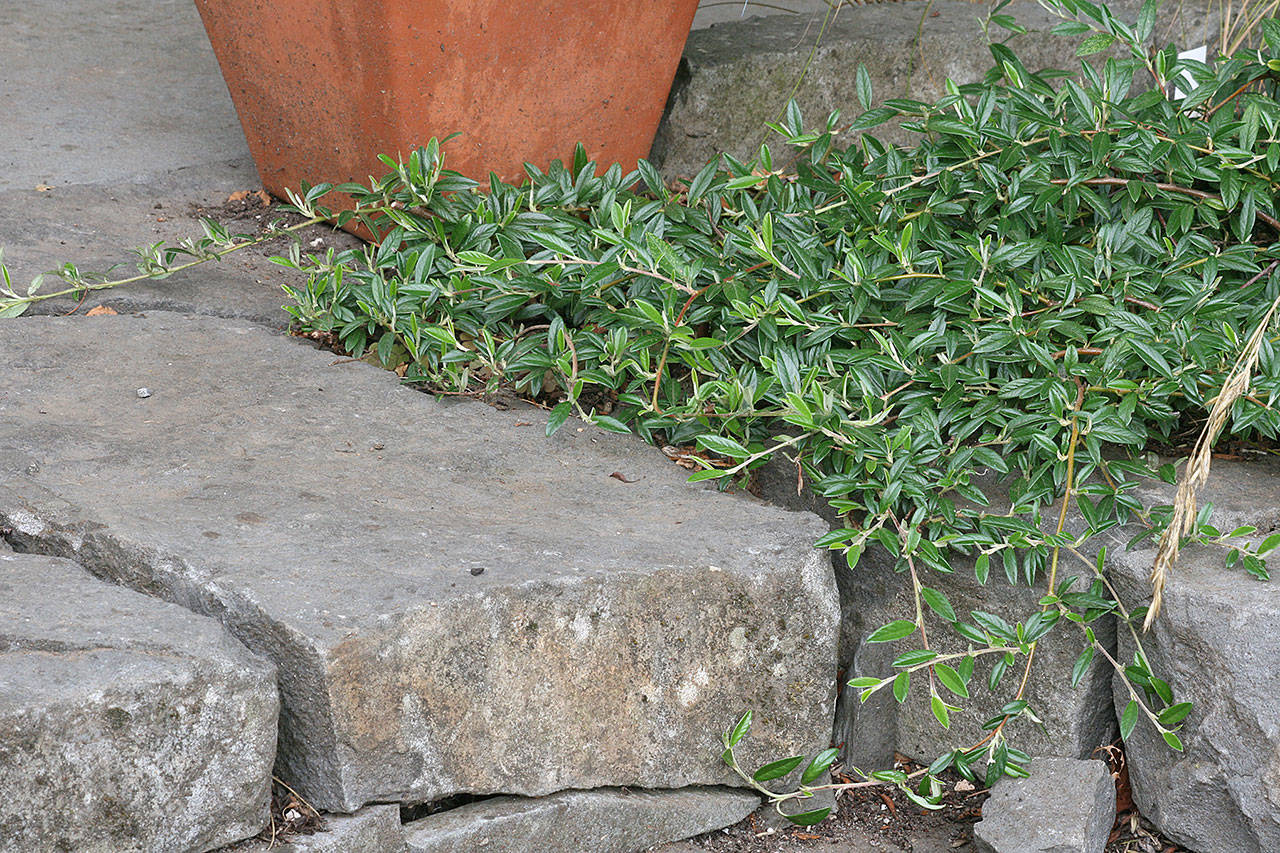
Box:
136;387;152;398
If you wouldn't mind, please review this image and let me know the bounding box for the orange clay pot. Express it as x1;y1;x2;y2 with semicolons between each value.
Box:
194;0;700;208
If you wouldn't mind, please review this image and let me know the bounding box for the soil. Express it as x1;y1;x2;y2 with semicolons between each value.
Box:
690;773;984;853
671;747;1187;853
186;188;363;260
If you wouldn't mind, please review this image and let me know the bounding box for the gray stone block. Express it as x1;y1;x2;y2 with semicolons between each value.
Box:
974;758;1114;853
403;787;759;853
653;0;1218;178
1106;461;1280;853
882;546;1117;769
0;313;840;813
752;458;1117;773
227;804;405;853
0;552;278;853
835;545;1117;771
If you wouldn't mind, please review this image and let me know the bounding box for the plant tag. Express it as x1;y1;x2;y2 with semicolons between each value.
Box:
1174;45;1207;100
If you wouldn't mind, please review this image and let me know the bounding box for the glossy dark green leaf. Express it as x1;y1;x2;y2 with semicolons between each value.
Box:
695;434;750;459
784;806;832;826
1071;646;1095;687
934;663;970;698
893;671;911;704
753;755;805;782
931;692;951;729
1157;702;1193;727
546;401;573;437
920;586;957;622
868;620;918;643
893;649;939;667
1120;700;1139;741
801;748;841;785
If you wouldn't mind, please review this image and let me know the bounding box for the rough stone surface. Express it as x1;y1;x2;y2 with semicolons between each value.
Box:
842;544;1117;770
0;313;839;813
403;787;759;853
225;804;405;853
0;0;247;192
0;170;361;330
973;758;1114;853
1106;460;1280;853
754;456;1116;770
0;0;361;329
653;0;1218;177
0;551;278;853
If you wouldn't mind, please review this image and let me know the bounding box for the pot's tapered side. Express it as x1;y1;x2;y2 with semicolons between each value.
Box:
193;0;700;200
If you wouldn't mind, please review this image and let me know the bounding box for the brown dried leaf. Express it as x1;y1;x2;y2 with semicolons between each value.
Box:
85;305;117;316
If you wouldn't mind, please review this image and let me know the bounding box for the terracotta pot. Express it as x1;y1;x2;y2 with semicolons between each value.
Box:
194;0;700;205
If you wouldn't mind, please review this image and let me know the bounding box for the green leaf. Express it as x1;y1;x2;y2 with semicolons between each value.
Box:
1161;730;1184;752
1157;702;1193;726
974;554;990;585
1136;0;1156;41
856;64;873;111
1263;17;1280;51
920;586;957;621
814;528;863;549
1077;32;1117;56
849;107;897;131
727;710;752;747
455;250;495;266
727;701;752;742
868;620;918;643
934;663;970;698
1071;646;1095;687
1021;610;1059;643
545;401;572;437
1130;340;1172;379
783;806;832;826
801;748;841;785
753;754;805;782
931;692;951;729
686;158;719;206
636;158;667;197
951;621;990;644
893;670;911;703
989;14;1027;35
893;649;939;667
1052;21;1092;36
971;610;1017;642
1120;700;1139;740
1257;533;1280;556
988;655;1009;691
695;434;750;459
590;414;631;434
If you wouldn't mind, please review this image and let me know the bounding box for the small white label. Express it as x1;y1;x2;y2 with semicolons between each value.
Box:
1174;44;1208;101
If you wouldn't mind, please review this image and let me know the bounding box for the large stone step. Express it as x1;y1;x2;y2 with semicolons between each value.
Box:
0;312;839;813
1106;460;1280;853
0;551;278;853
402;787;760;852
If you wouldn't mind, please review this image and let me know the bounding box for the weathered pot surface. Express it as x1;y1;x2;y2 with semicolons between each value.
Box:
194;0;700;201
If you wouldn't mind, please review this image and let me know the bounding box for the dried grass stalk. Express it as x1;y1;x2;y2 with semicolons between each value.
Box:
1148;286;1280;629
